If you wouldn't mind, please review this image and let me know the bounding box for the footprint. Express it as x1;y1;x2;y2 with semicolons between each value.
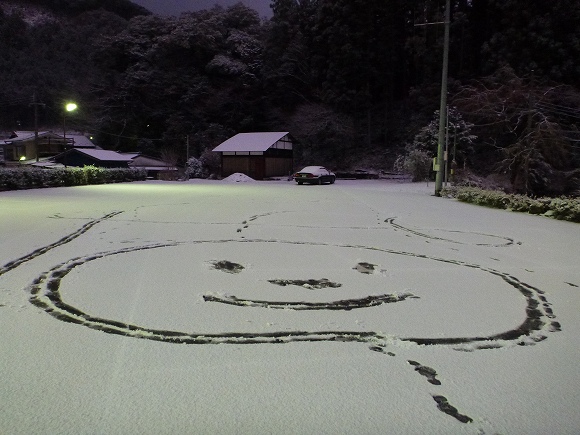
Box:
408;360;441;385
432;395;473;423
210;260;244;274
354;262;376;274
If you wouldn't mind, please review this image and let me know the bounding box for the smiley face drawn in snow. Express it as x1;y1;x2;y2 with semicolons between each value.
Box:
2;210;557;350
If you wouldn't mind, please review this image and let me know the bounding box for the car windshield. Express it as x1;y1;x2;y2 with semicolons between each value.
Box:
300;166;325;172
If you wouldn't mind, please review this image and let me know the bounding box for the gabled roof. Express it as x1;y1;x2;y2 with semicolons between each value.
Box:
2;131;51;143
212;132;290;152
66;148;132;162
69;135;97;148
3;131;97;148
126;154;178;170
10;131;50;141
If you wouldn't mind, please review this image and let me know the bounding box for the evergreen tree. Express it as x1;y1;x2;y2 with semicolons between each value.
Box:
481;0;580;86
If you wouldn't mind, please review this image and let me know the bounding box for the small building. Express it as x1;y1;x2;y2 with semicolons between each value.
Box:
125;153;178;179
212;132;294;180
0;131;96;164
53;148;132;168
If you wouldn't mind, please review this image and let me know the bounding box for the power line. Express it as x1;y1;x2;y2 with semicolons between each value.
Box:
536;102;580;120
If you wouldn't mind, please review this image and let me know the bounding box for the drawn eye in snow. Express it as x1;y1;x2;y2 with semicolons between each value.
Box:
210;260;244;274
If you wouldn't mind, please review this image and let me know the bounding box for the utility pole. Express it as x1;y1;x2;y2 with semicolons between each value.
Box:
30;92;45;162
434;0;450;196
444;106;449;186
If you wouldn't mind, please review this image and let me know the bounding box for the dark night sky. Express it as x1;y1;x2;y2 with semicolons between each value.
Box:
131;0;273;18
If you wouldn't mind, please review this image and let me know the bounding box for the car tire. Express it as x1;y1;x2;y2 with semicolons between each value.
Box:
297;181;303;185
330;176;335;184
318;178;322;185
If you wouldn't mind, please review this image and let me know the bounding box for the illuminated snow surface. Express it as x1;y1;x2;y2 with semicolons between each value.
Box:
1;179;579;434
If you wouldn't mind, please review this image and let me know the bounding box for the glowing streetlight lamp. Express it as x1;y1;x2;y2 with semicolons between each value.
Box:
63;102;78;167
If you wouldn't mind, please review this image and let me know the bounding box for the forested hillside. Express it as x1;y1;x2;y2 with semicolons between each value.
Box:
1;0;579;195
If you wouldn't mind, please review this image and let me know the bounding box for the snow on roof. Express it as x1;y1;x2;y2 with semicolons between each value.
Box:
120;152;141;159
69;135;96;148
5;131;96;148
72;148;132;162
11;131;49;141
212;132;290;152
2;131;50;143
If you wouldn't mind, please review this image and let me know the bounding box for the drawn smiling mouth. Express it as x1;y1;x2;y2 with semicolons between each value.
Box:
202;292;418;310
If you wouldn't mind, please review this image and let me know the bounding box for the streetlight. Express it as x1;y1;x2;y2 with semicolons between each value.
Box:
63;102;77;167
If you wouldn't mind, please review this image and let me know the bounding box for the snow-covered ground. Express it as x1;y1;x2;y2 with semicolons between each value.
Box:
1;178;579;434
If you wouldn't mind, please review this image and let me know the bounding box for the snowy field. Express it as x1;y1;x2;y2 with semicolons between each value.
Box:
1;178;579;434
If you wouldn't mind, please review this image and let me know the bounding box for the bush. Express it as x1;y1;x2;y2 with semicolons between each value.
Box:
83;165;110;184
62;167;87;186
0;166;146;191
185;157;204;179
0;168;25;189
442;186;580;222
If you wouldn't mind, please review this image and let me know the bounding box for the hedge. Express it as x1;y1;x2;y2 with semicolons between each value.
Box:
441;186;580;223
0;165;147;191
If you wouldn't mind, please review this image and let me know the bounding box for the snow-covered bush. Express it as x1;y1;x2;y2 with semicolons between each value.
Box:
83;165;107;184
0;167;146;191
40;169;65;187
62;168;87;186
442;186;580;222
0;168;25;189
185;157;204;179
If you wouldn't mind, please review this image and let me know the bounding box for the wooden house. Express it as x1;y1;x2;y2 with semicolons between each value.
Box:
1;131;96;164
212;132;294;180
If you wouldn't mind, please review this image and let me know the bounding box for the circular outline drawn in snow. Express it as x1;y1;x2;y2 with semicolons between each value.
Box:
26;237;559;349
384;218;519;247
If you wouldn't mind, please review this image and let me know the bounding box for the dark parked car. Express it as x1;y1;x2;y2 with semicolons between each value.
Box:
293;166;336;185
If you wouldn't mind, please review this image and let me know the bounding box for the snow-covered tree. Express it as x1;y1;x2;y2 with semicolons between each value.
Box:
185;157;203;179
395;107;476;182
411;107;477;165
